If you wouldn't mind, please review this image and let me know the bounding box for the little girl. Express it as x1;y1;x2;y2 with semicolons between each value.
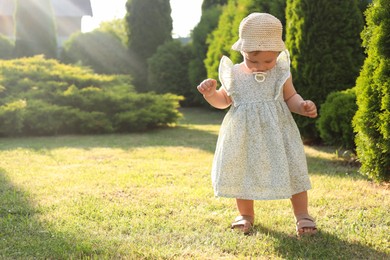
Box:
197;13;318;236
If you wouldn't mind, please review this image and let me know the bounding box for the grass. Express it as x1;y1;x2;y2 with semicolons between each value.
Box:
0;107;389;259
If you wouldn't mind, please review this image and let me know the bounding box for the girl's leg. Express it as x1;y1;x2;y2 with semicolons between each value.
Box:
290;191;308;216
231;199;255;234
236;199;254;217
290;191;317;235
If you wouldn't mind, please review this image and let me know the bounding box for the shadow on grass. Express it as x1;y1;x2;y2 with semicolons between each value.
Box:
0;126;219;154
0;169;76;258
306;150;365;180
0;107;223;154
253;224;389;259
0;129;365;181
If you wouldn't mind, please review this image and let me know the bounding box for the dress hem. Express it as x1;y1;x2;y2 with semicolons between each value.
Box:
214;187;311;201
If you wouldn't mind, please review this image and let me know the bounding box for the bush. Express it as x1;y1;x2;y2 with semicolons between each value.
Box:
0;100;26;136
316;88;357;149
0;56;183;136
147;40;194;106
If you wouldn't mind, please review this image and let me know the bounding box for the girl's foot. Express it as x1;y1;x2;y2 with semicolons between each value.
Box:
295;214;317;237
231;215;254;235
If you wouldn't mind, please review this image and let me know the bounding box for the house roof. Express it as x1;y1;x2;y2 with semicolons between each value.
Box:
0;0;93;17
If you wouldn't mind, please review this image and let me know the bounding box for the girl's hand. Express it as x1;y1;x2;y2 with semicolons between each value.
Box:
197;79;217;97
301;100;317;118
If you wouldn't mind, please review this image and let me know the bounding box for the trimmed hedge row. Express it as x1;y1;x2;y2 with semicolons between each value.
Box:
0;56;182;136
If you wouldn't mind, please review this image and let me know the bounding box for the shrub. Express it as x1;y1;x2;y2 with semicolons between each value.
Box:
113;93;183;132
0;100;26;136
0;56;182;136
316;88;357;149
147;40;194;106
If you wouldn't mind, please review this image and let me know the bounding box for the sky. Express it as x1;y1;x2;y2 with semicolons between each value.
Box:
82;0;203;38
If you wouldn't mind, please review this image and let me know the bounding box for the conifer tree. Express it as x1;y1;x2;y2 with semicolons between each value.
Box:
285;0;364;140
188;0;227;105
126;0;172;91
14;0;57;58
353;0;390;182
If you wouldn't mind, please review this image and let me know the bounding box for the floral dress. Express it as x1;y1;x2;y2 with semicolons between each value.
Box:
211;51;312;200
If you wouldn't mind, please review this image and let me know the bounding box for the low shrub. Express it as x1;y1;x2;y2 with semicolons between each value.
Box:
316;88;357;149
0;100;26;136
0;56;182;136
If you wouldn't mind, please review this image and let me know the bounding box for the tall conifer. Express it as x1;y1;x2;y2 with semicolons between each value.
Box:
353;0;390;182
126;0;172;91
285;0;364;139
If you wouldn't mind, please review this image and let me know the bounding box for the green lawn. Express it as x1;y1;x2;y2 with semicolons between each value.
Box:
0;108;389;259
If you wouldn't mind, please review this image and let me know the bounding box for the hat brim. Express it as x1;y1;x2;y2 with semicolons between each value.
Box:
231;39;242;51
231;39;286;52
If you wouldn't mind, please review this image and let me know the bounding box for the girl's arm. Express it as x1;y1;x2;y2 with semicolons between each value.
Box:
283;75;317;118
197;79;232;109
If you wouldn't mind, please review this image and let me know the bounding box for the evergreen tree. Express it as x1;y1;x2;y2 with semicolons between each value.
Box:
353;0;390;182
14;0;57;58
126;0;172;91
189;1;226;105
202;0;228;10
99;18;128;46
285;0;364;140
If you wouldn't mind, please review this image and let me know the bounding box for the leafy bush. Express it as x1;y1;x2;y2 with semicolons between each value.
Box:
61;31;131;75
147;40;194;106
0;100;26;136
0;56;182;136
316;88;357;149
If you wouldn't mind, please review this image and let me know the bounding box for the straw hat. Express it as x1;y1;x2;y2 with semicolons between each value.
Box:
232;13;285;52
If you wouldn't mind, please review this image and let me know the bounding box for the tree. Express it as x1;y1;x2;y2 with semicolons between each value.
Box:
285;0;365;140
126;0;172;91
99;18;128;46
14;0;57;59
353;0;390;182
202;0;228;10
188;1;226;105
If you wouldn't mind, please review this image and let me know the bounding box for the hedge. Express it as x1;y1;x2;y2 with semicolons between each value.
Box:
0;56;182;136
